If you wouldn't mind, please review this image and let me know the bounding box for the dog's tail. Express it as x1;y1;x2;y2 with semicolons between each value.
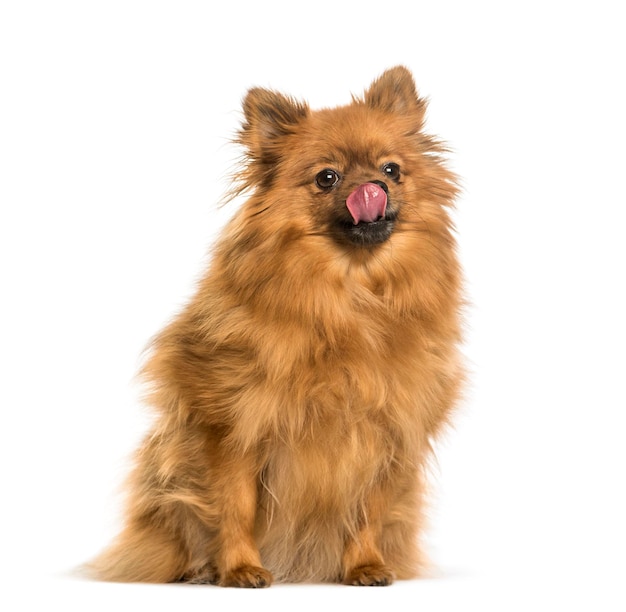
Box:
81;524;188;583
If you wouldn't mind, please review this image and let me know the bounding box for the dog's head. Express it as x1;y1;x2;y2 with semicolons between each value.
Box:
234;66;456;255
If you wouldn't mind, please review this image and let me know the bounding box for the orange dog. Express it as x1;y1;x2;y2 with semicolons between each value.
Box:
90;66;464;587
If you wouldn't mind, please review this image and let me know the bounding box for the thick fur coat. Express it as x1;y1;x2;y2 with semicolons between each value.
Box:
90;66;463;587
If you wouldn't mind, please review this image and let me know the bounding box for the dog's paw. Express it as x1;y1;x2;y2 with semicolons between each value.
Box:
344;563;395;586
220;564;273;588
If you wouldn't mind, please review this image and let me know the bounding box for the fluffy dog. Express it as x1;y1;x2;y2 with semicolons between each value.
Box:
90;66;464;587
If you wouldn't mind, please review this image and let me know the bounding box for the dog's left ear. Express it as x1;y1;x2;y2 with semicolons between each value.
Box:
364;66;426;122
240;87;309;163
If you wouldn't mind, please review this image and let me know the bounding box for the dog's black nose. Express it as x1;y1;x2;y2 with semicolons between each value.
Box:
369;180;389;194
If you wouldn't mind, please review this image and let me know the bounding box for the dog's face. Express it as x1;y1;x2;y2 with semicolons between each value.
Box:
291;104;419;248
235;67;453;255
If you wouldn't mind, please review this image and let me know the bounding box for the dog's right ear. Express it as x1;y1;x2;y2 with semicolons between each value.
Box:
364;66;426;134
240;88;309;163
364;66;424;115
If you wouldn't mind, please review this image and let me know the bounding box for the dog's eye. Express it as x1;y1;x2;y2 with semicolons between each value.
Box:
382;162;401;182
315;169;341;190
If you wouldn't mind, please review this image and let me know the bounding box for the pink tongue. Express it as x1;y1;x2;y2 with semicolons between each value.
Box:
346;183;387;225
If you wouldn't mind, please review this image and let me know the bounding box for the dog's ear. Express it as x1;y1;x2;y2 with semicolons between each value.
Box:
240;88;309;163
364;66;426;122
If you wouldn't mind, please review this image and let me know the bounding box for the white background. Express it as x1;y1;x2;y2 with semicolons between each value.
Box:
1;1;625;610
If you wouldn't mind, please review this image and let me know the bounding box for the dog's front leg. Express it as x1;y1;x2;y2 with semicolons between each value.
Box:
342;487;395;586
214;449;272;588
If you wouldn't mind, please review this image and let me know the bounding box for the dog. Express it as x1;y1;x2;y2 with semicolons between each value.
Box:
89;65;464;587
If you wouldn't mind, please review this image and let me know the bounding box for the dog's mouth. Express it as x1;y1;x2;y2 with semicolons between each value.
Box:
338;212;397;246
337;181;397;246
